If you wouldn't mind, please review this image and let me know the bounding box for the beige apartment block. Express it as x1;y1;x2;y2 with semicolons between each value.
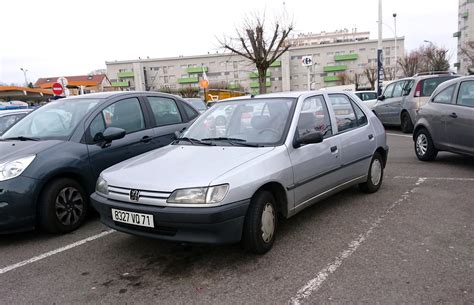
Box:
455;0;474;75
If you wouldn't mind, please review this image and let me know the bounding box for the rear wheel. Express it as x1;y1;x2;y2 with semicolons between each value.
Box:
242;191;277;254
359;152;384;193
38;178;88;233
414;128;438;161
400;112;414;133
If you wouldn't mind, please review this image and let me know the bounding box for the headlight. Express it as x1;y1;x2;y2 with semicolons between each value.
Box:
167;184;229;204
0;155;35;181
96;176;109;195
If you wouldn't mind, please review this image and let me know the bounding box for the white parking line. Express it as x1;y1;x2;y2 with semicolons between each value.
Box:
0;229;115;275
386;133;412;138
289;178;426;305
394;176;474;181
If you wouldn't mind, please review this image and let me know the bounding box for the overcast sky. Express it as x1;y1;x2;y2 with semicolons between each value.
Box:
0;0;458;85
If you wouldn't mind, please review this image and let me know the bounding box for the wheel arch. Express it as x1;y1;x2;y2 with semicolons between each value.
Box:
375;146;388;168
252;182;289;218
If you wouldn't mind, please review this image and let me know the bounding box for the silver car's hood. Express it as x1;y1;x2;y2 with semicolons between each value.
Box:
102;144;275;191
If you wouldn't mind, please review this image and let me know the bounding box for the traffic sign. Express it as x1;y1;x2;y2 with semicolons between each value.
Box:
301;56;313;67
199;79;209;89
52;82;64;95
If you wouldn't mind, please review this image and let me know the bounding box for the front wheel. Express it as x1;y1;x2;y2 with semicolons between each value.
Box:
38;178;88;233
359;152;384;193
242;191;277;254
414;128;438;161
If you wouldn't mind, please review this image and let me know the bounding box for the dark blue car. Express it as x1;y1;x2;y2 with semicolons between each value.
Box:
0;91;198;234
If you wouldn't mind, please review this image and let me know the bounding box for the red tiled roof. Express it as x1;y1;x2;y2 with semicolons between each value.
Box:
35;74;108;89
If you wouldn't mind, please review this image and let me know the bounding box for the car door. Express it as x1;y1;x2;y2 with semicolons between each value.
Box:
288;95;341;210
145;96;192;147
427;84;457;148
328;93;375;181
86;97;155;177
375;82;395;124
447;80;474;154
386;80;406;125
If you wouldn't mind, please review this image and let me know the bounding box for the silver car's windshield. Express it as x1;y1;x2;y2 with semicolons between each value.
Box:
1;98;101;141
182;98;296;146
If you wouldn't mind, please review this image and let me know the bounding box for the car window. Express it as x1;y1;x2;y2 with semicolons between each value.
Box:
351;100;368;126
403;80;415;96
383;83;396;99
0;114;25;133
89;98;145;138
392;81;406;97
297;96;332;139
420;76;457;97
432;85;455;104
328;94;357;133
148;97;182;126
182;102;199;121
457;81;474;108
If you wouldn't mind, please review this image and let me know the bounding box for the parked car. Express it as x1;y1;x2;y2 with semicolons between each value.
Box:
0;109;32;134
413;76;474;161
92;91;388;254
373;73;459;133
354;91;377;109
0;91;198;234
184;98;207;113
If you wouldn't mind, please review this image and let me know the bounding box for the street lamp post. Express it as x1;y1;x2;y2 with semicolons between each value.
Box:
393;13;397;77
20;68;28;87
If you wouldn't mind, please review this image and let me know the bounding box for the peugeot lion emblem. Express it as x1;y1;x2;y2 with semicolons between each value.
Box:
129;189;140;201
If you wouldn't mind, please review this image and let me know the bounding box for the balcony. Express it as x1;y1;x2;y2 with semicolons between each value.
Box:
270;60;282;67
117;71;134;78
323;65;347;72
111;81;129;87
334;54;358;61
249;71;271;78
186;67;208;74
454;62;461;68
453;31;461;38
250;81;271;88
177;77;199;84
323;76;341;82
463;11;469;18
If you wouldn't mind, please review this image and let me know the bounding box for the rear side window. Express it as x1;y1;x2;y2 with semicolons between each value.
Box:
392;81;406;97
182;102;199;121
148;97;182;126
433;85;455;104
383;83;396;99
297;96;332;139
89;98;145;138
352;101;368;126
0;114;25;133
420;77;457;97
457;81;474;107
328;94;357;133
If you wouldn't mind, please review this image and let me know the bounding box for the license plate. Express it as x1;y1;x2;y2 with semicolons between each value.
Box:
111;208;154;228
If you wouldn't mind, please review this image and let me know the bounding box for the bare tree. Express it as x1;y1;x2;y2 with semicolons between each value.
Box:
383;67;396;81
364;65;376;90
336;72;351;85
397;50;423;77
178;87;199;98
353;73;363;91
460;41;474;74
219;13;293;94
424;45;450;72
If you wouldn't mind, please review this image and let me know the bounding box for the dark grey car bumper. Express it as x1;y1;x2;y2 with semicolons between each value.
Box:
91;193;250;244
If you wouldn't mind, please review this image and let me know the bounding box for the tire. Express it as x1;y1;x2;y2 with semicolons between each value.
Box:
38;178;88;233
359;152;384;193
242;191;277;254
400;112;414;133
414;128;438;161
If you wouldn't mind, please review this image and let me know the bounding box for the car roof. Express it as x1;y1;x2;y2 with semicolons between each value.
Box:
223;90;356;102
56;91;184;102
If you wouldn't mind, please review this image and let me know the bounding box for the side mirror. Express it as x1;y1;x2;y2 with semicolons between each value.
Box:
95;127;126;148
294;132;324;148
377;95;385;101
174;127;187;139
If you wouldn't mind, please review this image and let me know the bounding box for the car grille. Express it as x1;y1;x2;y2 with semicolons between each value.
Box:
107;185;171;206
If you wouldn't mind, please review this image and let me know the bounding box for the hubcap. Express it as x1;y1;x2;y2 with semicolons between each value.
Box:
55;187;84;226
416;133;428;156
371;159;382;186
261;203;275;243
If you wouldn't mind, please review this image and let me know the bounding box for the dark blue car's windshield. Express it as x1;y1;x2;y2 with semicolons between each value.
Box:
0;98;101;141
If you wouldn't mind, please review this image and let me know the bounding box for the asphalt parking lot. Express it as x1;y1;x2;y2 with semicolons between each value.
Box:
0;130;473;304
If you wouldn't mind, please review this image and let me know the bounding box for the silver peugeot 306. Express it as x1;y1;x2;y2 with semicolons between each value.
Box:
92;91;388;254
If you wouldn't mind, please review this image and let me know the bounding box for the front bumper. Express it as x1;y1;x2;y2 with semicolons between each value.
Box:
91;193;250;244
0;176;39;233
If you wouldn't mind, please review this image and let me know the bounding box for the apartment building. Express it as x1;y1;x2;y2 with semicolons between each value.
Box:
105;30;404;94
454;0;474;75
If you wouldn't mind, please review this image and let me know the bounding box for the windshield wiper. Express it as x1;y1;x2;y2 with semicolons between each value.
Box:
1;136;39;141
173;137;215;146
201;137;263;147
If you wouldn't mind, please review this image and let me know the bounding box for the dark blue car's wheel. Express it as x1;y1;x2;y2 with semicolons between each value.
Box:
38;178;88;233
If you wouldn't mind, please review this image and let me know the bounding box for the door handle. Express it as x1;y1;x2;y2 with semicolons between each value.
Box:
140;136;153;143
330;146;338;153
368;134;374;140
449;112;458;118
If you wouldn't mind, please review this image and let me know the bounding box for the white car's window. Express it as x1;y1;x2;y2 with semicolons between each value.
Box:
433;85;455;104
457;81;474;107
297;96;332;139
